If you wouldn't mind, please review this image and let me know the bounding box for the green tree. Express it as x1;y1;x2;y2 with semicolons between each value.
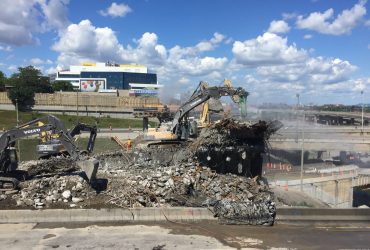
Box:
52;81;75;91
7;66;54;111
0;71;6;91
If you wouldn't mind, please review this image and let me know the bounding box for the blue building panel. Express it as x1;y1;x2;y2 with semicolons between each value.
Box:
79;72;157;89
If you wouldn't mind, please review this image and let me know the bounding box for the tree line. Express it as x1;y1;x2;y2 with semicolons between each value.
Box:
0;66;74;111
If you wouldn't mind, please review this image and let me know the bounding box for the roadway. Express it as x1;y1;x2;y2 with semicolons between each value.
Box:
270;124;370;151
0;221;369;249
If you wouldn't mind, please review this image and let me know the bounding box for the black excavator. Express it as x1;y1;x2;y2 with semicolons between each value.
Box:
0;115;98;190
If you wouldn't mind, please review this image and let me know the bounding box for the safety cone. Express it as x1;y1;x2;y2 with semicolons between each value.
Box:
284;182;288;191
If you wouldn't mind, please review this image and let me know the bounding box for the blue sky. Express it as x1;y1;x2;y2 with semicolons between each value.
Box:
1;0;370;104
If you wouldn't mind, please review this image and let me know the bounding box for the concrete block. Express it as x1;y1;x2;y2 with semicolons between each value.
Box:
77;158;99;182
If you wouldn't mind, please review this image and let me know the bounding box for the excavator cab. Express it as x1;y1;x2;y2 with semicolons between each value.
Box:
37;122;97;159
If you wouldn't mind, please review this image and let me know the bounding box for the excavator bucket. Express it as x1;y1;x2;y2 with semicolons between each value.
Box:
76;158;99;182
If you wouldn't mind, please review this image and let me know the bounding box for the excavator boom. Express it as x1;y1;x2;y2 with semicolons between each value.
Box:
171;81;249;139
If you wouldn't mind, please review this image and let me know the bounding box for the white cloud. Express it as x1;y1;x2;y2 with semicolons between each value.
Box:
178;77;190;85
52;19;228;82
0;0;39;46
0;0;70;46
30;57;53;65
0;45;12;51
323;78;369;93
51;19;363;104
196;33;225;52
232;32;307;66
30;58;44;65
256;57;356;85
365;19;370;26
267;20;290;34
296;0;367;35
232;31;356;87
7;65;17;72
52;20;124;65
99;2;132;18
303;34;313;40
282;12;298;20
38;0;70;31
170;56;227;76
229;30;360;104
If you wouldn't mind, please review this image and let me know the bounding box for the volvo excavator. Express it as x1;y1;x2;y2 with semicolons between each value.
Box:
143;80;249;143
0;115;98;190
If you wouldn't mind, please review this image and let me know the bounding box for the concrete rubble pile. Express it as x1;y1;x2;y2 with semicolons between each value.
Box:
99;154;274;208
184;119;282;177
0;118;280;225
9;175;89;209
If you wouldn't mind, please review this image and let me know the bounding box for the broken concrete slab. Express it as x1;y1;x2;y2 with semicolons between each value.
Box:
77;158;99;182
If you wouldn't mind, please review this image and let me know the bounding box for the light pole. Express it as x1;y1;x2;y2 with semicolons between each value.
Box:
15;98;19;127
15;98;20;160
300;122;304;192
297;94;305;192
295;93;300;143
76;87;79;120
296;93;300;108
361;90;364;133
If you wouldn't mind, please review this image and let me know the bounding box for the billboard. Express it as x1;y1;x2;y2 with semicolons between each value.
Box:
129;89;158;97
80;79;105;92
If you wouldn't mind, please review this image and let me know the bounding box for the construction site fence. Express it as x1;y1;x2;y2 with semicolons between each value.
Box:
0;92;163;109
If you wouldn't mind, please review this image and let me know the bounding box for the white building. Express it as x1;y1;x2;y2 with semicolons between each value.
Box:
51;62;162;96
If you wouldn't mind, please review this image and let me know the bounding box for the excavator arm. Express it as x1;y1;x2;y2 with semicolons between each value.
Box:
171;81;249;138
69;123;97;154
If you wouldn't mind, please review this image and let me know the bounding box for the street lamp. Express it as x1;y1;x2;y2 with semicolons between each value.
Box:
297;94;305;192
361;90;364;133
296;93;300;108
15;98;19;127
76;87;79;120
15;98;20;160
295;93;300;143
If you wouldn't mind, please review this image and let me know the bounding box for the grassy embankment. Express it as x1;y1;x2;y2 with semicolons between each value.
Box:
0;110;156;130
18;138;120;161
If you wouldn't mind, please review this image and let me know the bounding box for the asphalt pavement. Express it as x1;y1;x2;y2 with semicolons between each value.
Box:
0;221;369;249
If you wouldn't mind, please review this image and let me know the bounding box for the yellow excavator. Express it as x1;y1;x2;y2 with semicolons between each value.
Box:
143;80;248;143
199;79;245;127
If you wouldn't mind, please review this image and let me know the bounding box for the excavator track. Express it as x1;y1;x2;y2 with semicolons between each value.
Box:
0;176;19;191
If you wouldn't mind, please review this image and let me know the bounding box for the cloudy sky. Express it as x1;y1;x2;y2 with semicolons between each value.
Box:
0;0;370;104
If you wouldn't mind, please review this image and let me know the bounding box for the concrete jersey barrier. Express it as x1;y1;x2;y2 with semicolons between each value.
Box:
0;207;369;223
